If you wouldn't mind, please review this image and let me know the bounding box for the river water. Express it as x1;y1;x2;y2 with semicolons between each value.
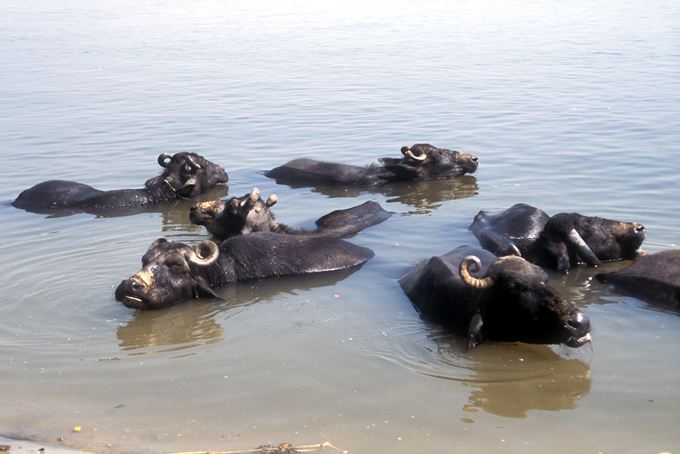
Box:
1;1;679;453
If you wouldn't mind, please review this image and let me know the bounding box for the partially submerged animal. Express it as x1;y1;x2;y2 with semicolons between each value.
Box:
596;249;680;307
189;187;392;240
470;203;646;273
399;246;591;350
13;152;228;214
265;144;479;187
115;232;374;309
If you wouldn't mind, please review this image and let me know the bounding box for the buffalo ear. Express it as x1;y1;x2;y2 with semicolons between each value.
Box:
145;175;163;188
379;161;419;180
466;312;484;350
148;238;172;251
175;183;197;199
378;157;402;167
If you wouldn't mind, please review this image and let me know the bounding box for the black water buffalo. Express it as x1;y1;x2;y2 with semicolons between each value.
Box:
265;144;479;187
596;249;680;307
12;152;228;214
115;232;374;309
470;203;646;273
399;246;591;350
189;187;393;240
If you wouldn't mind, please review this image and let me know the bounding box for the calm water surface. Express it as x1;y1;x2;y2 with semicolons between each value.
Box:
1;1;679;453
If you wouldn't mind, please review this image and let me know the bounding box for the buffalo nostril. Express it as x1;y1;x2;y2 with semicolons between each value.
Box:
472;156;479;163
568;312;590;331
131;281;143;291
636;224;645;233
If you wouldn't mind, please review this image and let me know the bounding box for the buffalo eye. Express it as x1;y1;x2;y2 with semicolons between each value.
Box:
164;257;187;274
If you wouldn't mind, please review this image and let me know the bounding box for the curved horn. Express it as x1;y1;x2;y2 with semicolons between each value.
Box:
265;194;278;207
187;241;219;267
566;229;602;267
185;154;202;170
241;188;261;208
508;244;522;257
147;238;171;252
459;256;494;289
401;146;427;162
158;153;172;168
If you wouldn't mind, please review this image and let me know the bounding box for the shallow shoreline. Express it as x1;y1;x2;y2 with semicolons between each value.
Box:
0;435;95;454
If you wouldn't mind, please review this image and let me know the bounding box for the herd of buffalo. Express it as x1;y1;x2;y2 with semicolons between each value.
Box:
13;145;679;350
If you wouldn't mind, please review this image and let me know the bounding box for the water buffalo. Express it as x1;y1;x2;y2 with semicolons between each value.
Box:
189;187;393;240
470;203;646;273
12;152;228;214
115;232;374;309
596;249;680;307
265;144;479;187
399;246;591;350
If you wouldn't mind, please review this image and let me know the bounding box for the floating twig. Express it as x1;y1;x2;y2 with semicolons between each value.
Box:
172;440;346;454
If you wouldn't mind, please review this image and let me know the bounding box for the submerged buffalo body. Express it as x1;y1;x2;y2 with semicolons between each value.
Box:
470;203;646;273
190;187;393;240
13;152;228;213
115;232;374;309
399;246;591;349
265;144;479;187
596;249;680;307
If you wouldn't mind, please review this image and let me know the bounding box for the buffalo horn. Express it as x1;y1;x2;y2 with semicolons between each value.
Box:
241;188;260;208
187;241;219;267
265;194;278;207
508;244;522;257
147;238;171;252
185;155;202;170
566;229;602;267
401;146;427;162
157;153;172;168
459;256;494;289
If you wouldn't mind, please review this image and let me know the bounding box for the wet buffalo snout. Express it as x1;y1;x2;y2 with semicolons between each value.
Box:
568;311;590;334
115;278;146;297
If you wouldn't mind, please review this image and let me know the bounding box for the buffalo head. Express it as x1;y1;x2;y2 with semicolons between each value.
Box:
378;144;479;181
190;188;280;239
115;238;221;310
540;213;646;273
146;152;228;198
399;246;591;350
459;254;591;349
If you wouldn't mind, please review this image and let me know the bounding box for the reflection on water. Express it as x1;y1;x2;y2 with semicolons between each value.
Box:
282;176;478;213
413;328;591;419
382;176;479;214
117;266;364;355
461;344;591;419
118;300;226;356
384;321;591;420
